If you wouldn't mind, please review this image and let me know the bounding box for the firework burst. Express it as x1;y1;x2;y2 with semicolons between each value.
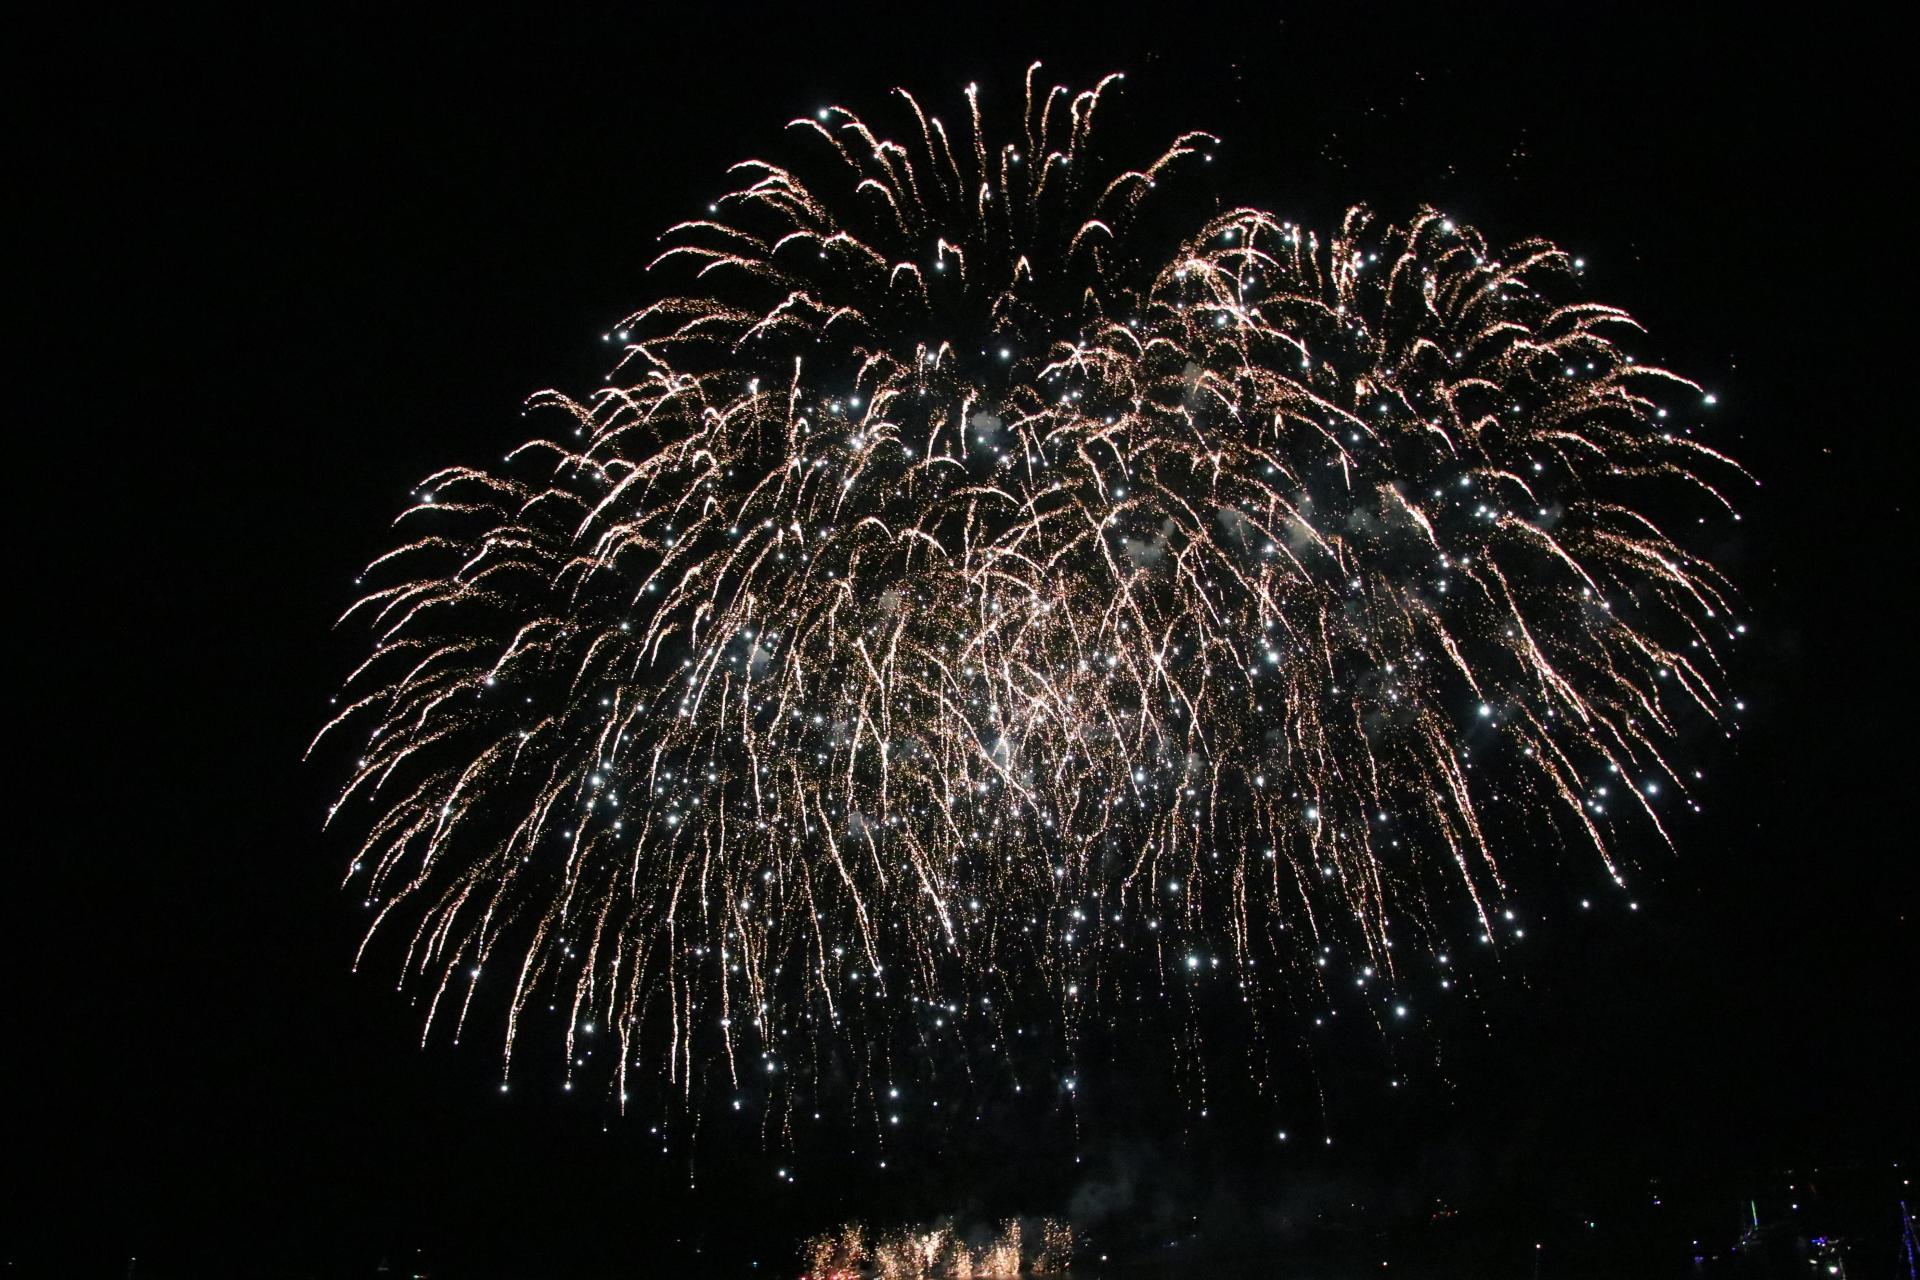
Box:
317;65;1747;1132
802;1215;1070;1279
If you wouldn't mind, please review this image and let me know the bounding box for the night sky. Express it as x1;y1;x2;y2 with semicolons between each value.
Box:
14;6;1913;1277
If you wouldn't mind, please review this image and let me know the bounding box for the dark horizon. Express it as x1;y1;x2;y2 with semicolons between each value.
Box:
12;5;1912;1276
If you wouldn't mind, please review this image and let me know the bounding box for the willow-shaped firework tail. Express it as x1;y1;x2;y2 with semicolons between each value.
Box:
317;65;1747;1127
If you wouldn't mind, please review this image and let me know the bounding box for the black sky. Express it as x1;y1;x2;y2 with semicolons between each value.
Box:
12;5;1913;1277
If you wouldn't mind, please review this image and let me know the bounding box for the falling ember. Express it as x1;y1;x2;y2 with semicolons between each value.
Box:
316;66;1748;1128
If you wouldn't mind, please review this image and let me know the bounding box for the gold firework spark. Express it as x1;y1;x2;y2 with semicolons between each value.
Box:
802;1215;1070;1278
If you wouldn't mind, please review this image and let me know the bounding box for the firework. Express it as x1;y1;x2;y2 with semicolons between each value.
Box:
802;1216;1069;1279
317;65;1747;1130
